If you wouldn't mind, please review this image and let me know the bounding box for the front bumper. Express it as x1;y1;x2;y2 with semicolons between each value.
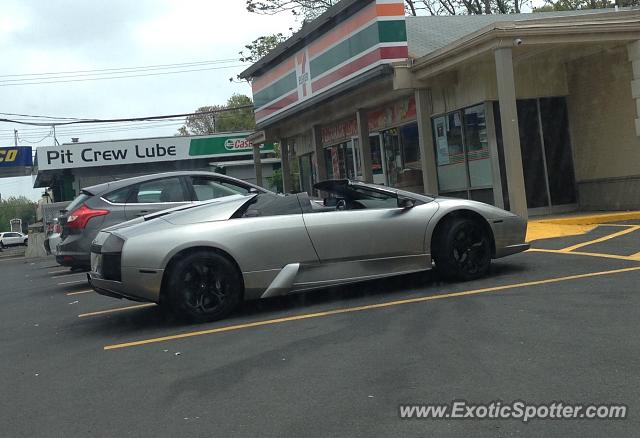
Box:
492;216;530;259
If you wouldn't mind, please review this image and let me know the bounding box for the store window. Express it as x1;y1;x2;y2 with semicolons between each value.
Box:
378;123;422;192
324;141;356;180
432;104;494;202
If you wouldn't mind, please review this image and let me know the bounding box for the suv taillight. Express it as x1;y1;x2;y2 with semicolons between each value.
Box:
66;204;109;229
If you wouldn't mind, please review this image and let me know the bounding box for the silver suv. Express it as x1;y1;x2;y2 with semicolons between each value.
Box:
56;171;270;269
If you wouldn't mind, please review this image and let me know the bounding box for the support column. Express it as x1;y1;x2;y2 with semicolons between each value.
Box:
627;40;640;136
414;88;439;195
494;48;528;219
485;102;505;209
356;109;373;183
252;144;263;187
312;125;327;182
279;139;292;193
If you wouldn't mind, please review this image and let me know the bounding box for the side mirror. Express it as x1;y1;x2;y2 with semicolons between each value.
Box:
397;196;416;209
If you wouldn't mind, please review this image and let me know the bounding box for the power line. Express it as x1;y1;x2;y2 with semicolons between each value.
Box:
0;105;254;127
0;64;248;87
0;122;186;142
17;129;54;144
0;118;188;134
0;112;86;121
0;58;241;79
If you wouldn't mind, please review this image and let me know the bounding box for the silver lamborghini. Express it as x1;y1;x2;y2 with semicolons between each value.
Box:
88;180;529;322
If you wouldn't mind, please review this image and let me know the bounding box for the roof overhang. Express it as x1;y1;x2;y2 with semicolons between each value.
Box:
412;10;640;81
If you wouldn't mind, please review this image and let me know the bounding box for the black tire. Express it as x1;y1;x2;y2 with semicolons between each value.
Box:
165;250;243;323
433;217;492;281
0;241;4;249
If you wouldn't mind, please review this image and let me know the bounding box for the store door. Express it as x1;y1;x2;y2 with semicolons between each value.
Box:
517;97;577;215
369;135;386;185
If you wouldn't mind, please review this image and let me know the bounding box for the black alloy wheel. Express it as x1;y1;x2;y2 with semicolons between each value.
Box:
434;217;492;281
166;250;242;322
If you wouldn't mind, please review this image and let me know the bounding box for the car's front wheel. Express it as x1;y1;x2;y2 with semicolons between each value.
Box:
433;217;492;281
165;250;243;322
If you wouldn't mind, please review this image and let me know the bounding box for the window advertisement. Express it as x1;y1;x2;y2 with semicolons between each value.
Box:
464;104;493;188
433;113;467;192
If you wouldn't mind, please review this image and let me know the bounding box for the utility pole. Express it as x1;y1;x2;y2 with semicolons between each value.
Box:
52;125;59;146
14;129;18;147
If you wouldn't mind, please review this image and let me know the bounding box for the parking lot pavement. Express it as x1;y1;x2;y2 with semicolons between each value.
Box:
1;223;640;437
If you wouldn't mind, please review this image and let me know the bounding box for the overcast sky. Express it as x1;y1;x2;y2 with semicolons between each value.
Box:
0;0;292;200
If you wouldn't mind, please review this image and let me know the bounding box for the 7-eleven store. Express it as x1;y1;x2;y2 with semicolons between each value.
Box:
241;1;640;218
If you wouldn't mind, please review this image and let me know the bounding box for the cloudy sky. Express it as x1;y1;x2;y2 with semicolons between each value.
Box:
0;0;293;200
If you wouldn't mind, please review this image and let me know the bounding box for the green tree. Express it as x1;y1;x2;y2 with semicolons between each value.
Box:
239;33;288;64
246;0;421;19
177;94;256;136
0;196;36;233
534;0;637;11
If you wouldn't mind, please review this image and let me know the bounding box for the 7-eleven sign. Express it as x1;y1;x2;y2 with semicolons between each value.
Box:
295;48;312;101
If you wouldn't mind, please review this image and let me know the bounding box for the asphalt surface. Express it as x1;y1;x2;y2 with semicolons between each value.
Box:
1;223;640;437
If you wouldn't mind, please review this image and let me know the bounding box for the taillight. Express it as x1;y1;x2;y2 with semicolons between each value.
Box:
66;204;109;229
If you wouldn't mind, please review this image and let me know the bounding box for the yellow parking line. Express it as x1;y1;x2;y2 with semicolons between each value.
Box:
79;303;156;318
528;248;640;262
559;225;640;252
66;289;94;296
104;266;640;351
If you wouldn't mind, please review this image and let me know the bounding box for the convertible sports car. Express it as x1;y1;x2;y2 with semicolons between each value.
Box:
88;180;529;322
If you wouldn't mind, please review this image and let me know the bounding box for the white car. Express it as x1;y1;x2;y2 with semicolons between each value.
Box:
0;232;28;249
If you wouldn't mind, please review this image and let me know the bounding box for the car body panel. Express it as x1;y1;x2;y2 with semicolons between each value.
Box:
57;171;269;267
0;232;28;247
88;180;530;305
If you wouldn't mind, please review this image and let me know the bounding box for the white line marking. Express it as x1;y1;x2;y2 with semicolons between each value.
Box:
57;279;87;286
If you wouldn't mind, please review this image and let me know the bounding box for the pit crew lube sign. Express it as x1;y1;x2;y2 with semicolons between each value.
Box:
37;134;275;170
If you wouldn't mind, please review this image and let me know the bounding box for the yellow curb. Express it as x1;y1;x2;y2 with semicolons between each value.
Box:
530;211;640;226
525;211;640;242
526;223;596;242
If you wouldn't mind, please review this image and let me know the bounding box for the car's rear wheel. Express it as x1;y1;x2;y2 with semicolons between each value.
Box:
166;250;243;322
433;217;491;281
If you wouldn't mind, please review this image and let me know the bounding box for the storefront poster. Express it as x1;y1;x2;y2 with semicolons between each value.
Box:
368;96;417;132
321;119;357;145
434;118;450;166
